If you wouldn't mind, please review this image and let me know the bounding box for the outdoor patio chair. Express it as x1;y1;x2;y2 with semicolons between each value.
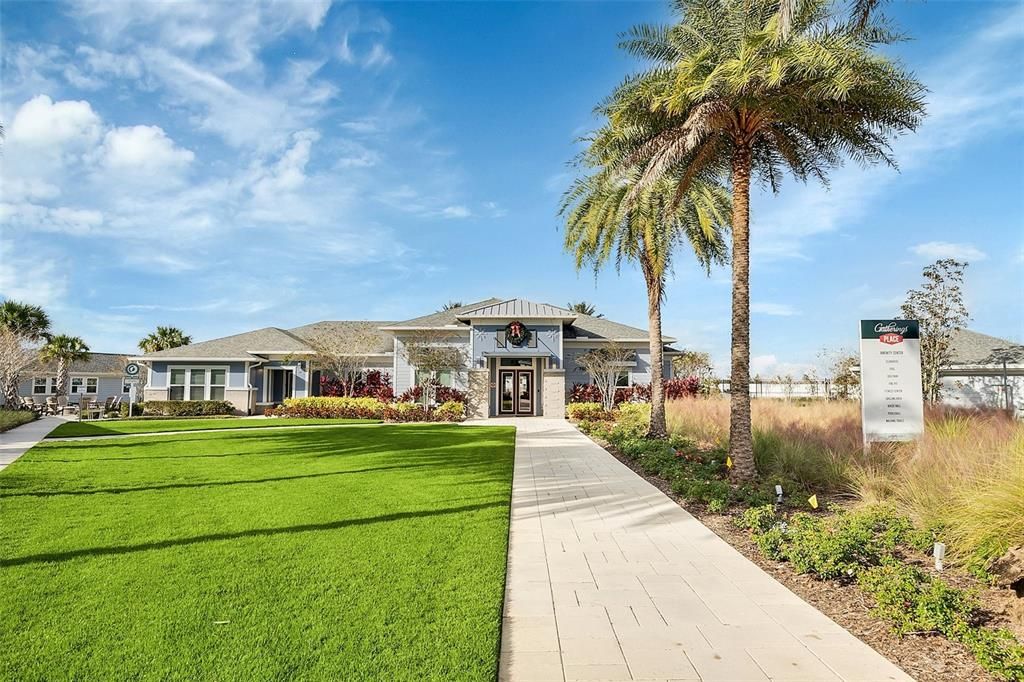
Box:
80;399;103;421
22;396;45;414
56;396;79;417
45;396;60;416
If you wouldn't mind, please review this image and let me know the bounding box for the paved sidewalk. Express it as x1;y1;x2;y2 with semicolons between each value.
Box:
496;418;912;682
0;416;65;471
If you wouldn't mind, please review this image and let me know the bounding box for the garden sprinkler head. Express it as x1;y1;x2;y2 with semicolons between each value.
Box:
775;484;784;504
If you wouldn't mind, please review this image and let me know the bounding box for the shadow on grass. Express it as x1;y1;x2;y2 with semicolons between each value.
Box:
0;461;445;498
0;500;506;568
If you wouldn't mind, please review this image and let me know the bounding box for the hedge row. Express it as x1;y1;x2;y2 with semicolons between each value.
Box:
266;397;466;422
132;400;236;417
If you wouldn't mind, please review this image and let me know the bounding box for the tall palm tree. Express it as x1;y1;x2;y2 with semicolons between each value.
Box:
563;169;730;438
0;300;52;406
40;335;91;397
138;326;192;353
597;0;924;478
566;301;604;318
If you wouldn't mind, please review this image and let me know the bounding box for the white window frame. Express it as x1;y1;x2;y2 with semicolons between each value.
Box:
168;366;229;401
32;377;58;395
70;377;99;394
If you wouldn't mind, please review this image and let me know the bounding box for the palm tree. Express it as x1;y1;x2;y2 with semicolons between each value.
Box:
563;169;730;438
0;300;52;406
566;301;604;318
138;326;192;353
597;0;924;478
440;301;464;311
40;335;91;397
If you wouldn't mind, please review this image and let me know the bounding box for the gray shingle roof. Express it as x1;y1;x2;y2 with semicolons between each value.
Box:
949;329;1024;365
565;312;656;341
139;327;314;359
456;298;577;319
29;352;129;376
289;321;395;354
385;298;503;328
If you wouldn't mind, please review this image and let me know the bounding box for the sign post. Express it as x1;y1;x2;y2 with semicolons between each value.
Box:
124;363;142;418
859;320;925;446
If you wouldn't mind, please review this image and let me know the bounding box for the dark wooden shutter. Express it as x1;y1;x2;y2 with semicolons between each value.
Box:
527;330;537;348
496;330;506;348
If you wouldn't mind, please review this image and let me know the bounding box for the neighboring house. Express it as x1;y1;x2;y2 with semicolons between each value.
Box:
133;298;680;417
939;329;1023;417
18;353;131;403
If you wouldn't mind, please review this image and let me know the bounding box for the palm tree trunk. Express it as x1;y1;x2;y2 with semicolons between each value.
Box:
2;373;20;408
645;275;668;439
729;145;757;481
56;359;69;397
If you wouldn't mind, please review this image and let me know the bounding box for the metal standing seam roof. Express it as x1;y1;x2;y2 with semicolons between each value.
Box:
456;298;578;319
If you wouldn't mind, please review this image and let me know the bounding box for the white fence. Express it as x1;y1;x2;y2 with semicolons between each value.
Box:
715;380;856;400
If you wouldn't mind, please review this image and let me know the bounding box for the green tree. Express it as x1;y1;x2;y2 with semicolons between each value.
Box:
566;301;603;318
138;326;192;353
593;0;925;478
0;300;51;406
40;335;91;397
900;259;970;402
562;170;729;438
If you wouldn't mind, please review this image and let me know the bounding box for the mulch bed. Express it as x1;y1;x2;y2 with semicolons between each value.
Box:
590;434;1007;682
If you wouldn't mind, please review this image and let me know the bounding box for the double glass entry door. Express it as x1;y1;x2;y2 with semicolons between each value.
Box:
498;370;534;416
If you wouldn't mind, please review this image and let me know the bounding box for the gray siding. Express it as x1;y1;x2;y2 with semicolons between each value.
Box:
394;335;470;395
563;343;672;392
18;374;128;402
472;323;561;365
149;361;249;390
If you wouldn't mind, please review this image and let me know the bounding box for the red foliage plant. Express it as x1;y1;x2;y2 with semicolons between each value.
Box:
320;371;395;402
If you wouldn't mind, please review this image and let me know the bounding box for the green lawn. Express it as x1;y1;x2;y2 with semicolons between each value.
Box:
0;424;515;680
0;409;37;433
47;417;379;438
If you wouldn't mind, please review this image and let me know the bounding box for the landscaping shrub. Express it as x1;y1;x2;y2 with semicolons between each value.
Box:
567;402;612;422
279;397;386;419
569;383;603;404
433;401;466;422
142;400;235;416
320;371;395;402
397;383;468;405
382;402;429;422
0;409;37;433
118;402;144;417
663;376;700;399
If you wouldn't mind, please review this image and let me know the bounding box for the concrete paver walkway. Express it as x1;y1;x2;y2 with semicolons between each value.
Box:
0;416;65;471
495;418;912;682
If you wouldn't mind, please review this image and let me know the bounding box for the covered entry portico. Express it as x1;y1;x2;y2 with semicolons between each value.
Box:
486;355;547;416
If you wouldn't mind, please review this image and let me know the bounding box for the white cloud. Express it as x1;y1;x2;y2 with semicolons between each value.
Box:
751;302;800;316
0;241;68;308
101;125;195;175
750;354;779;374
442;205;471;219
483;201;508;218
9;95;101;149
910;241;987;262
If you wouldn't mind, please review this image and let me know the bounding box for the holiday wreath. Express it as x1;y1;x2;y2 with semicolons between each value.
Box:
505;320;531;347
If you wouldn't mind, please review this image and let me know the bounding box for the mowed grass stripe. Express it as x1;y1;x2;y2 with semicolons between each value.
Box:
46;417;380;439
0;424;515;681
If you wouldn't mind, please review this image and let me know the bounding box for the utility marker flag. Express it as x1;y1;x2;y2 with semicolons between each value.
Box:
808;494;819;509
726;456;733;469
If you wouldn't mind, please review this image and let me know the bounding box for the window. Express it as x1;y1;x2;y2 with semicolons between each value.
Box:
615;371;630;387
70;377;98;394
169;367;227;401
209;369;226;401
169;368;186;400
33;377;57;395
415;370;453;387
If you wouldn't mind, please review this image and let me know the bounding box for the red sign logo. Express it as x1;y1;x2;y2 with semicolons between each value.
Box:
879;333;903;345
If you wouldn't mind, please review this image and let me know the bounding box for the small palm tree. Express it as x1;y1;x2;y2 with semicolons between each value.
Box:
0;300;51;342
0;300;52;406
563;170;729;438
566;301;603;318
138;326;192;353
440;301;464;311
599;0;924;478
40;335;91;397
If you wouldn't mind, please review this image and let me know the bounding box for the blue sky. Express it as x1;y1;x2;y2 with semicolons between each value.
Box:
2;0;1022;376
